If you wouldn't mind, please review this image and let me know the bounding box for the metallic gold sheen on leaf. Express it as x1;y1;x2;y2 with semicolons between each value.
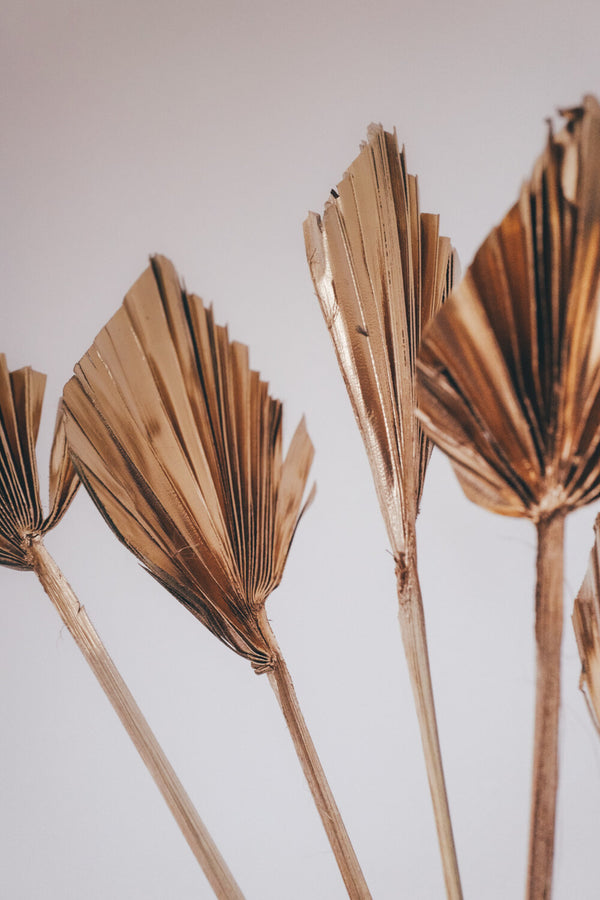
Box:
0;359;244;899
304;126;463;900
62;256;314;672
417;96;600;900
0;354;79;569
62;257;371;898
304;125;456;554
417;96;600;521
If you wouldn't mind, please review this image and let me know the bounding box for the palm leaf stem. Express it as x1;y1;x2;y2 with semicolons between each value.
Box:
527;512;565;900
30;538;245;900
395;537;462;900
259;612;372;900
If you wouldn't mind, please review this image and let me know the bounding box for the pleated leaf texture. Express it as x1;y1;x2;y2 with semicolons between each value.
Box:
417;95;600;519
62;256;315;672
304;124;457;555
0;354;79;569
573;517;600;734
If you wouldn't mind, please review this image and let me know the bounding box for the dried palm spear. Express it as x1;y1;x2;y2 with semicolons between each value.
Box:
0;354;243;900
573;516;600;736
304;125;461;899
0;358;78;568
417;95;600;900
62;255;371;900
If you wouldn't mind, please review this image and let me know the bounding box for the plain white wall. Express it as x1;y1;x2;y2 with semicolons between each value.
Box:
1;1;600;897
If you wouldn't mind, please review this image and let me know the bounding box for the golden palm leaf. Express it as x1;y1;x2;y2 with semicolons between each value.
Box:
417;95;600;900
304;124;456;555
304;125;462;900
573;516;600;736
418;96;600;521
0;354;78;568
63;255;371;899
0;352;243;898
63;255;314;672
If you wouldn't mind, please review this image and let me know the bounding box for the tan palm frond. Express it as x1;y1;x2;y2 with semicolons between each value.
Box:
417;95;600;899
63;255;371;900
304;124;456;555
0;353;243;900
304;125;462;900
0;355;78;568
418;95;600;521
63;255;314;672
573;516;600;736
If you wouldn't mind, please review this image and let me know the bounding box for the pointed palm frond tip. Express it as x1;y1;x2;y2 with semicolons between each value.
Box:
305;125;462;899
304;123;456;555
62;255;315;672
417;95;600;520
0;354;79;570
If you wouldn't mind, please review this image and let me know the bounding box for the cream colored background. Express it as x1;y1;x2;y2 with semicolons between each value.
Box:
2;1;600;897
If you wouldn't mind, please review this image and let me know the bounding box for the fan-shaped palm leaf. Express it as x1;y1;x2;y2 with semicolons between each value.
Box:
0;355;77;567
63;255;371;899
304;125;461;899
0;353;242;900
417;95;600;899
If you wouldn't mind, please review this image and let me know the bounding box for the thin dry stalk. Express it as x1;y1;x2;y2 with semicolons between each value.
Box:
304;125;462;899
0;354;243;899
528;514;564;900
396;536;461;899
268;659;371;898
30;539;244;900
417;96;600;900
62;256;371;899
257;613;371;900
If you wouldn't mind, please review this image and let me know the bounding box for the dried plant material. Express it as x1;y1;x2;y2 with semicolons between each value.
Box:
417;95;600;899
304;127;456;552
63;253;313;671
418;96;600;518
304;125;462;899
63;255;371;900
0;355;78;568
573;516;600;735
0;354;243;900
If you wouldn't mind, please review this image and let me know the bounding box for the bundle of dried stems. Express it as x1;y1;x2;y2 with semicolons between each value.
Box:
0;354;243;900
304;125;462;899
573;516;600;736
62;255;371;899
417;95;600;899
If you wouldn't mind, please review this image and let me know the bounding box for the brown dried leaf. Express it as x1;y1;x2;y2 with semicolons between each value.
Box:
45;403;80;532
0;355;79;569
304;126;463;899
573;516;600;735
62;256;314;672
304;124;456;554
417;95;600;520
